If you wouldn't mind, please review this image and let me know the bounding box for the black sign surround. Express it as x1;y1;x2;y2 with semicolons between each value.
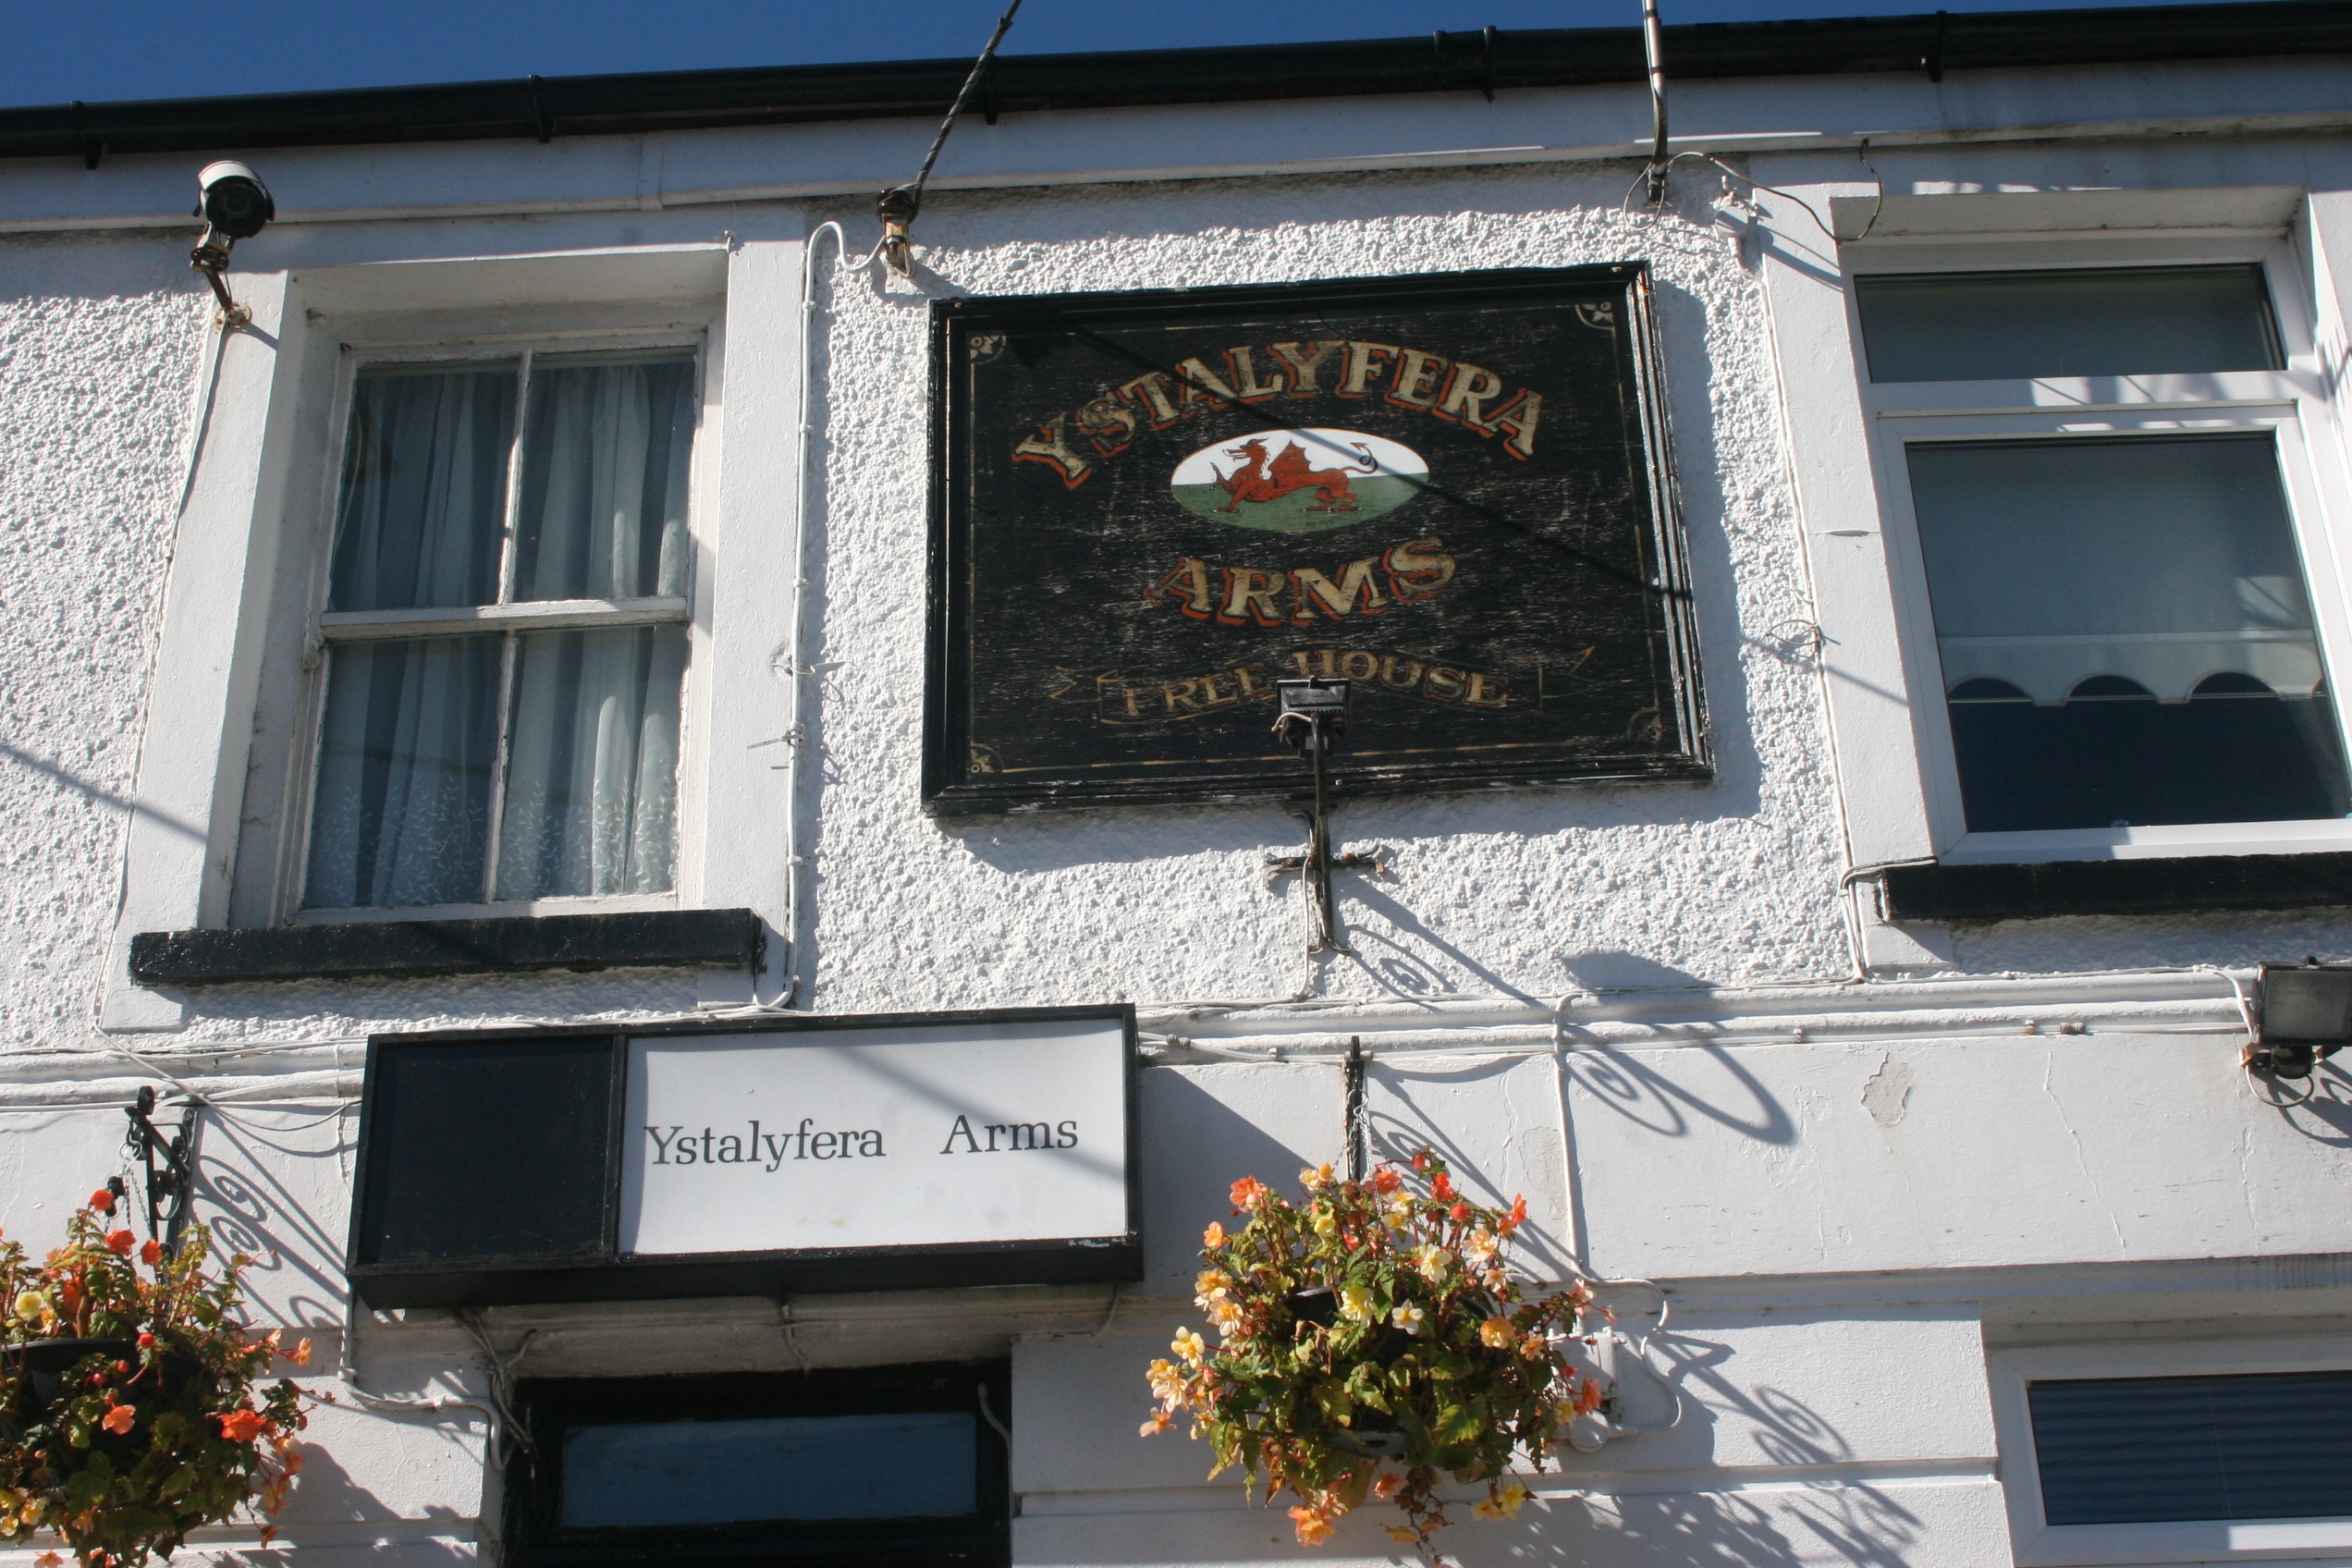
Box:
924;264;1708;814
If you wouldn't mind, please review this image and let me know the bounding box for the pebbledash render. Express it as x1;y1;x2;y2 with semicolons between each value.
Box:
7;3;2352;1565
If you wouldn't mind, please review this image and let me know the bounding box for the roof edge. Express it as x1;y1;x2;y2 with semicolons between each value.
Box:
6;0;2350;163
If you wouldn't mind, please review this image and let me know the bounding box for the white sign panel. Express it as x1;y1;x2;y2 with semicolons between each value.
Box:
619;1016;1130;1257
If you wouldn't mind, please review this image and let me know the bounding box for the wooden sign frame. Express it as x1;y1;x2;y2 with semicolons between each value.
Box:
925;264;1708;814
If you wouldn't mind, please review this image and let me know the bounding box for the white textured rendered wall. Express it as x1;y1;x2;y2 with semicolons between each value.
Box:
803;165;1849;1013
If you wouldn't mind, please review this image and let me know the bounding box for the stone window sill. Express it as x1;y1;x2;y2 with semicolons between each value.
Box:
1881;854;2352;924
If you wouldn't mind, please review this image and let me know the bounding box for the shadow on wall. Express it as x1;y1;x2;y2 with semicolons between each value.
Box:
1139;1069;1330;1288
1559;953;1795;1147
2260;1058;2352;1146
193;1108;354;1330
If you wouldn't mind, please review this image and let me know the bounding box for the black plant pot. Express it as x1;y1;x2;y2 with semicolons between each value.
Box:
3;1338;206;1443
1283;1291;1414;1460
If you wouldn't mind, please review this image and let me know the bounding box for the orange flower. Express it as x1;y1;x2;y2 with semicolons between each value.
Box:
1370;1168;1403;1195
1372;1471;1404;1501
1202;1221;1225;1248
140;1238;163;1266
1480;1316;1516;1348
1503;1194;1528;1233
89;1189;115;1215
1450;1201;1470;1222
1411;1151;1430;1172
1228;1177;1269;1209
1289;1506;1336;1545
288;1337;313;1367
104;1230;134;1256
218;1408;268;1442
1139;1409;1173;1436
1431;1171;1454;1202
102;1404;136;1435
1575;1378;1606;1415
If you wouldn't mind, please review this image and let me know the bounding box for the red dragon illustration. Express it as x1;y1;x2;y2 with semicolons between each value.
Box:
1213;436;1378;514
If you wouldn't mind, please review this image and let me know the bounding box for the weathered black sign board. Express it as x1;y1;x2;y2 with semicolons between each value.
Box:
924;264;1707;814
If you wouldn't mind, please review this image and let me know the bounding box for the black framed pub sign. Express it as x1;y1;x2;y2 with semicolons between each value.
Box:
924;263;1708;814
346;1006;1140;1307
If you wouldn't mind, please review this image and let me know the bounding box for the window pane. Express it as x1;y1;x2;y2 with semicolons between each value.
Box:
306;636;501;909
512;351;695;602
558;1411;977;1527
494;624;686;900
329;364;518;611
2029;1371;2352;1525
1909;435;2349;831
1856;266;2282;383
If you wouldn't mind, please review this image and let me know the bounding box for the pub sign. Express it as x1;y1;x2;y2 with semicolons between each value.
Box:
924;264;1708;813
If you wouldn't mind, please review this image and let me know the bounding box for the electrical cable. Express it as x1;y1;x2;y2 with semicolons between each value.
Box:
876;0;1026;272
1624;147;1882;245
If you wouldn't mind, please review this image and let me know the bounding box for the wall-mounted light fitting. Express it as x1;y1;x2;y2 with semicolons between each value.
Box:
1263;680;1385;955
2246;960;2352;1079
189;160;273;330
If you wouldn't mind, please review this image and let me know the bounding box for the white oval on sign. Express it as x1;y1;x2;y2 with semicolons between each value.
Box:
1170;428;1428;533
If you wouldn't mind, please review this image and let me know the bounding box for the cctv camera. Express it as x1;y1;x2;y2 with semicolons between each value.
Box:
194;161;273;241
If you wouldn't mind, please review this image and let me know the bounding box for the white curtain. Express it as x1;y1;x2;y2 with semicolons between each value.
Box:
514;355;694;601
305;637;502;909
1910;434;2323;702
328;365;516;610
496;625;687;899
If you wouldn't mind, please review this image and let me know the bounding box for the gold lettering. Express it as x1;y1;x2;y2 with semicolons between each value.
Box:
1225;347;1286;402
1464;671;1510;707
1338;341;1402;398
1425;666;1467;702
1173;356;1240;415
1291;556;1392;622
1378;653;1423;691
1011;412;1094;487
1219;568;1288;627
1485;389;1542;459
1161;680;1203;714
1077;396;1140;455
1436;361;1504;424
1384;536;1458;599
1145;557;1215;618
1339;649;1379;681
1119;372;1183;427
1196;671;1235;706
1386;348;1451;410
1231;664;1268;698
1268;341;1343;397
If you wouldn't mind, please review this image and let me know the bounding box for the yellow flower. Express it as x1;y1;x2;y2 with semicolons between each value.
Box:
1208;1298;1245;1334
1203;1221;1225;1248
1298;1163;1333;1191
1413;1243;1453;1281
1383;1196;1415;1231
1480;1316;1516;1348
1312;1207;1338;1237
1146;1358;1185;1401
1464;1227;1501;1268
1140;1410;1173;1436
1339;1284;1375;1322
1390;1303;1427;1335
1172;1327;1207;1365
1473;1482;1529;1519
12;1291;44;1322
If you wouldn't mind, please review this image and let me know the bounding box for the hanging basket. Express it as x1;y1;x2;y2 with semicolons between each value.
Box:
1143;1152;1607;1554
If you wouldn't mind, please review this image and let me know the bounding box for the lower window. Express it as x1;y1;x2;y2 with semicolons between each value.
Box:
1908;432;2351;834
507;1363;1010;1568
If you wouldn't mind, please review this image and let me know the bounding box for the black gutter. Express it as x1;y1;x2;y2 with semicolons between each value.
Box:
5;0;2349;162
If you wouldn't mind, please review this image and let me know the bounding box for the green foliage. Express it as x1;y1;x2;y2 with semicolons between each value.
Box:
1142;1153;1604;1557
0;1194;314;1568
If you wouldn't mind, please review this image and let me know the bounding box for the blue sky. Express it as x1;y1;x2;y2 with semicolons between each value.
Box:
6;0;2277;109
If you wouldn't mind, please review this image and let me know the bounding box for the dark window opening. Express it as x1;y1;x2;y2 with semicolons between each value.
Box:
2029;1369;2352;1526
508;1363;1011;1568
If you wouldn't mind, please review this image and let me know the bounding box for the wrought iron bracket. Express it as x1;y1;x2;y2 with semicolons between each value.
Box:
122;1085;198;1250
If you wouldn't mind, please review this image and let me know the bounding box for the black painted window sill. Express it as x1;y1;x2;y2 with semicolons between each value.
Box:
129;909;763;986
1882;852;2352;924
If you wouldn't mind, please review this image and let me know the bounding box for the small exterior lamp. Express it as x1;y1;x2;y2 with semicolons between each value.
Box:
2248;961;2352;1079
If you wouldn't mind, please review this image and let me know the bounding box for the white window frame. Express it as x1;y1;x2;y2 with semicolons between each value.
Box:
1758;191;2352;882
99;232;813;1032
277;328;713;925
1991;1333;2352;1565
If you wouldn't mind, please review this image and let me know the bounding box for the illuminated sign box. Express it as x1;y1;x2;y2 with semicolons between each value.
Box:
925;263;1707;814
346;1007;1139;1308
